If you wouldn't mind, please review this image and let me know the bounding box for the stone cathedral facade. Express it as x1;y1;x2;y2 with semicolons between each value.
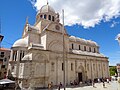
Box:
8;4;109;89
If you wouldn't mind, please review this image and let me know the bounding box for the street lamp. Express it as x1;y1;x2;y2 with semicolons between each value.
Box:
116;34;120;83
0;34;4;48
0;34;4;42
116;63;120;83
62;9;66;90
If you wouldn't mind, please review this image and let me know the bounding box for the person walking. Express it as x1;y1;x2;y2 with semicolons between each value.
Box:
58;85;60;90
48;82;51;90
103;81;105;88
92;80;95;87
58;82;62;90
107;78;109;83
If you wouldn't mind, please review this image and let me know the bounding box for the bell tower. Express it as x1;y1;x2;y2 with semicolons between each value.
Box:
34;3;60;33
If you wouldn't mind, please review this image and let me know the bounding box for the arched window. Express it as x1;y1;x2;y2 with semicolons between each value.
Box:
4;58;7;62
72;43;74;49
84;46;86;51
52;16;54;21
79;45;81;50
89;47;91;52
62;63;64;71
94;48;96;53
48;15;51;20
71;63;73;71
40;15;43;18
44;14;47;19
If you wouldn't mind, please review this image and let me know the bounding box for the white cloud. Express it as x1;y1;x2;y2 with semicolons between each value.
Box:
29;0;120;28
116;34;120;40
116;34;120;45
110;21;119;28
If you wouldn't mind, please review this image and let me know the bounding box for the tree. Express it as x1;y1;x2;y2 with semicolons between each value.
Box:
109;66;117;76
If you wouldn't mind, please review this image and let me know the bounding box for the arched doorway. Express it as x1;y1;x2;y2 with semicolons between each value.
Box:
78;72;82;82
77;65;84;83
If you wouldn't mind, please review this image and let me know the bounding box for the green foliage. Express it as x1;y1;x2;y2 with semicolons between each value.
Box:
109;66;117;76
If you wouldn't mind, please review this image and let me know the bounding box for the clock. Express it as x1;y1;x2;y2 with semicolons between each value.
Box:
55;25;60;30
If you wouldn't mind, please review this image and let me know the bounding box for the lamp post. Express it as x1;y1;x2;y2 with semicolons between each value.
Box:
116;34;120;83
0;34;4;48
117;63;120;83
0;34;3;42
62;9;66;90
0;18;4;47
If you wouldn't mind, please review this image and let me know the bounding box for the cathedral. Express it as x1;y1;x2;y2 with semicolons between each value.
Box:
8;3;109;89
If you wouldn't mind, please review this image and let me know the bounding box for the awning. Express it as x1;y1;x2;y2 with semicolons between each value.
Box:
0;79;15;84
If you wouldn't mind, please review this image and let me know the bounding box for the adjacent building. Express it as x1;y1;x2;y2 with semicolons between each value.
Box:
0;48;10;79
8;3;109;89
117;63;120;77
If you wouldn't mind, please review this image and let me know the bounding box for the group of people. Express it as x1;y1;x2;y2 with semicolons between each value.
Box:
48;82;62;90
48;78;110;89
92;78;110;88
70;80;78;86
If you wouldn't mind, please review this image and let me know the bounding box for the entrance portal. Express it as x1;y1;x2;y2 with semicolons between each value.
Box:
78;73;82;82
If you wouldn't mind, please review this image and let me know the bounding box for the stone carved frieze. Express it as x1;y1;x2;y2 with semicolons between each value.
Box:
33;53;48;63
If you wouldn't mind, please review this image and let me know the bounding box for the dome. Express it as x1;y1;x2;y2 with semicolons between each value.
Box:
79;38;87;44
12;37;28;47
37;4;55;15
87;40;98;46
69;36;76;42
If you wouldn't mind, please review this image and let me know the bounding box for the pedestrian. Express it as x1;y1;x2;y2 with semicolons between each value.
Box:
103;81;105;88
60;82;62;87
92;80;95;87
107;78;109;83
98;78;100;83
58;85;60;90
58;82;62;90
51;82;53;90
70;81;73;85
48;82;51;90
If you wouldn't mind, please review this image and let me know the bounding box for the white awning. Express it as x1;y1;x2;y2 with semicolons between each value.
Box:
0;79;15;84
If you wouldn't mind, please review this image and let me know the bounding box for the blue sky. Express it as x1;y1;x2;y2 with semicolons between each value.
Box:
0;0;120;66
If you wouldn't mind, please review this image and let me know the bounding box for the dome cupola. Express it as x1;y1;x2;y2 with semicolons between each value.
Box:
12;37;28;48
37;4;55;15
36;3;60;23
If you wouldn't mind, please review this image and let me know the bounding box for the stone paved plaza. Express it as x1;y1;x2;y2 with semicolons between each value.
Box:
38;81;119;90
56;81;120;90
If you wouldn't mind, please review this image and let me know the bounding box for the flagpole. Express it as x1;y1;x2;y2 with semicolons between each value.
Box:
62;9;66;90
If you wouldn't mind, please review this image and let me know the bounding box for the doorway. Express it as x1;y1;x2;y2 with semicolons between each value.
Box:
78;73;82;82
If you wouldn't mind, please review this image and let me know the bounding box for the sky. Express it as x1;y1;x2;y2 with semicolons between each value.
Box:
0;0;120;66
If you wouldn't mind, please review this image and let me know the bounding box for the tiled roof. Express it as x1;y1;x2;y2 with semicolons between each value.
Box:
0;48;10;51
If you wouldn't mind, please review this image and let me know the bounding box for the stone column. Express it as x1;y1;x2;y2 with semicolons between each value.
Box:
56;57;58;85
96;59;98;78
66;54;68;85
15;50;20;90
84;58;87;81
16;50;20;77
75;60;77;81
101;62;104;78
90;60;93;80
10;50;13;61
117;64;120;77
